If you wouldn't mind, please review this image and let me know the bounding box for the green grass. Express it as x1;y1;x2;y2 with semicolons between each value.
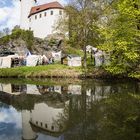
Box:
0;64;83;78
0;63;137;80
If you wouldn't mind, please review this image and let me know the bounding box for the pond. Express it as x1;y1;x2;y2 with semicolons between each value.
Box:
0;78;140;140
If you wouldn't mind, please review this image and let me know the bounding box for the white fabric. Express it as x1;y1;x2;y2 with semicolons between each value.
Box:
104;52;110;65
42;55;49;63
94;50;103;67
68;85;81;95
52;51;62;61
86;45;98;53
67;56;82;67
86;45;92;52
0;57;11;68
54;86;61;94
26;55;41;66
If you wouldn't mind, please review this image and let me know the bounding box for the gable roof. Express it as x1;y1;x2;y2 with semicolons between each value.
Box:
29;1;64;17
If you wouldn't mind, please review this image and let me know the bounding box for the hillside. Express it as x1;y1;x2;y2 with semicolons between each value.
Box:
0;29;63;56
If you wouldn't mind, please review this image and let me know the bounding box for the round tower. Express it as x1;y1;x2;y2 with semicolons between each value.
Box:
20;0;36;30
22;110;37;140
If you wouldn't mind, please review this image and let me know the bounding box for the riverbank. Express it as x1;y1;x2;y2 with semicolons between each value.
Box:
0;64;139;81
0;64;82;78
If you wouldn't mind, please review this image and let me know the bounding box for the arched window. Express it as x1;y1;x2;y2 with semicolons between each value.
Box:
40;14;42;18
35;15;37;19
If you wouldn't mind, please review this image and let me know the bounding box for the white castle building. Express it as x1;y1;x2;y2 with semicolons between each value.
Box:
20;0;64;38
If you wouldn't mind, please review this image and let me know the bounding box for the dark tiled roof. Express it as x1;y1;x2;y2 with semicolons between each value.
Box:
29;1;64;17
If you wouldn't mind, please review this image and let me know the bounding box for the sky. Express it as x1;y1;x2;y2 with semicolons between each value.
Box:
0;0;66;31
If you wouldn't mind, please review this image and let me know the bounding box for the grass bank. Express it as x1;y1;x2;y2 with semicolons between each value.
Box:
0;64;139;80
0;64;83;78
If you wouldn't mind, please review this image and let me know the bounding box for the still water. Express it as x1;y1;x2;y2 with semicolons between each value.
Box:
0;79;140;140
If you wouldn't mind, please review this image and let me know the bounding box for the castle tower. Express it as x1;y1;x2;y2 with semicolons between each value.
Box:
19;0;36;30
22;110;37;140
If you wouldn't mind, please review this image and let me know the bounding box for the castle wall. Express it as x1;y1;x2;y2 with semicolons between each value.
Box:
30;103;64;132
29;9;64;38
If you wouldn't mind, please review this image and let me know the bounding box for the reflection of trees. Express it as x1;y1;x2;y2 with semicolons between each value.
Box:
56;91;140;140
0;91;69;111
0;102;9;109
97;93;140;140
0;80;139;140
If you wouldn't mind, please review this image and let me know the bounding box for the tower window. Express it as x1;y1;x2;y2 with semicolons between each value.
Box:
50;11;53;15
44;12;47;17
59;10;62;15
29;27;31;30
35;15;37;19
29;18;31;22
40;14;42;18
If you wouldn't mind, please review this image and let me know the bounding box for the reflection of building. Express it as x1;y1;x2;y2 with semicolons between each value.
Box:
37;85;62;94
22;102;68;140
26;84;41;95
0;84;26;95
22;110;37;140
68;85;81;95
30;103;64;132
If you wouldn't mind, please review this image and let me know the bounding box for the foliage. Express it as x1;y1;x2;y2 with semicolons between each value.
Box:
63;0;102;48
99;0;140;75
58;0;104;68
63;44;84;56
96;93;140;140
47;38;58;47
0;28;34;50
11;29;34;50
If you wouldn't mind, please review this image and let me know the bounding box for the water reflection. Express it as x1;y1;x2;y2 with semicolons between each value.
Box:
22;102;68;140
0;80;139;140
0;103;22;140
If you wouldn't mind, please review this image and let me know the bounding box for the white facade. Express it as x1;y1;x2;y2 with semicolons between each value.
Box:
29;9;63;38
20;0;64;38
30;103;65;132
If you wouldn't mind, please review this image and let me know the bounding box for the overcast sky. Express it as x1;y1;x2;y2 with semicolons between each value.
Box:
0;0;66;31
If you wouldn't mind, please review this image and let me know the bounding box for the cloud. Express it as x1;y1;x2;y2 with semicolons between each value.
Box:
0;106;22;129
0;0;66;31
0;0;20;30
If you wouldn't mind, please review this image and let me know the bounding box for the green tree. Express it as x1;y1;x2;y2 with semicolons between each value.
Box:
99;0;140;76
59;0;103;68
